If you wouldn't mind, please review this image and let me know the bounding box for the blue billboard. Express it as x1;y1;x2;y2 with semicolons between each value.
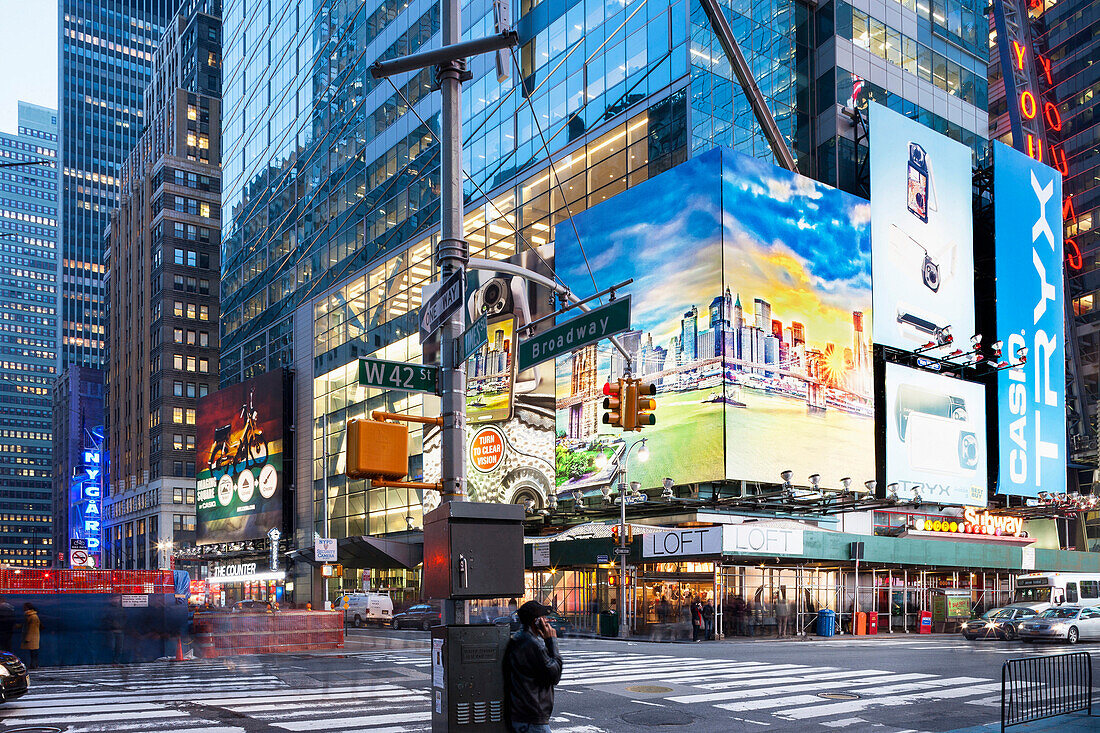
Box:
994;141;1066;497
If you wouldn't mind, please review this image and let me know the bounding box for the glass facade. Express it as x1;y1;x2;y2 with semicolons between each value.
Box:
0;103;58;568
59;0;183;367
222;0;991;600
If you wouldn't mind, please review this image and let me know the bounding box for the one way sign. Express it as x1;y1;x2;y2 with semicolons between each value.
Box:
419;269;464;343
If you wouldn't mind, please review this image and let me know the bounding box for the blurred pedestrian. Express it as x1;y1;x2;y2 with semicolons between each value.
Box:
0;595;14;652
745;597;757;638
504;601;563;733
106;596;125;665
21;603;40;669
690;598;704;642
776;593;790;637
732;595;746;636
702;597;714;640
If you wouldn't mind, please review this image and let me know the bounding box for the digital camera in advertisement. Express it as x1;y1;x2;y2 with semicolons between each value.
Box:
196;369;288;544
422;246;557;510
553;148;875;495
884;362;987;507
993;142;1066;498
869;103;976;352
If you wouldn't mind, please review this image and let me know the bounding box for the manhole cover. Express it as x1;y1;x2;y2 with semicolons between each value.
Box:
626;685;674;693
622;709;695;726
818;692;860;700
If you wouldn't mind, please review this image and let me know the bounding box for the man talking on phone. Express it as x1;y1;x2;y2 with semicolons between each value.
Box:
503;600;564;733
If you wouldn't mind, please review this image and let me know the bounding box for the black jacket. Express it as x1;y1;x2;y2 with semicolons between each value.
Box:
504;628;563;724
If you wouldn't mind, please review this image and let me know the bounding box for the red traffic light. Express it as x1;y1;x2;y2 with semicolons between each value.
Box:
603;381;612;396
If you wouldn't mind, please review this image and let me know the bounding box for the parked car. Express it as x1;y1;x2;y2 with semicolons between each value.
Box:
336;592;394;627
1018;606;1100;644
391;604;441;631
960;605;1038;640
0;651;28;704
231;600;278;614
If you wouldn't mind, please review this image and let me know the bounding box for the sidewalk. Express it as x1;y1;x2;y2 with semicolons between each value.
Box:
945;711;1095;732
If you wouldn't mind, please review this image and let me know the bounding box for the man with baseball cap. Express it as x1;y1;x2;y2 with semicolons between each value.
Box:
503;600;564;732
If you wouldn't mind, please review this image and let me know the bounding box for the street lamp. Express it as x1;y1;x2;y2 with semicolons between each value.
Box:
615;438;649;638
155;540;174;571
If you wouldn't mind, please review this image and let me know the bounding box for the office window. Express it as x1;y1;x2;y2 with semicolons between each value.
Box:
174;248;184;264
173;461;184;477
186;488;196;505
173;328;184;343
173;487;183;503
199;358;209;373
173;407;184;424
186;382;196;398
185;461;195;478
173;354;184;370
199;305;209;320
186;408;196;425
199;331;209;347
186;356;196;372
187;250;197;267
174;301;184;317
199;384;209;397
173;434;183;450
186;435;195;450
173;381;183;397
187;330;196;345
188;304;197;319
173;275;185;290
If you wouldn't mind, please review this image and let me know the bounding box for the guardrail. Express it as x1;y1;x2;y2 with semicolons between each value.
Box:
193;610;344;657
1002;651;1092;731
0;568;174;594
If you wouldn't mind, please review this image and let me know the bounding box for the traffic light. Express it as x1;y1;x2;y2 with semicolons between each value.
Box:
602;379;626;428
632;381;657;429
611;526;620;545
346;418;408;480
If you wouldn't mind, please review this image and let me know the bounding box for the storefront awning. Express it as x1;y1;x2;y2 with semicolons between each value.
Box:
288;533;423;570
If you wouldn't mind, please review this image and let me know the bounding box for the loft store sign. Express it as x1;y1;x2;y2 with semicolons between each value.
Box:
723;525;805;556
643;527;723;558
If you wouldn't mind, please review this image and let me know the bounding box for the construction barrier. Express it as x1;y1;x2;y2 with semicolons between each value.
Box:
193;610;344;658
0;568;174;594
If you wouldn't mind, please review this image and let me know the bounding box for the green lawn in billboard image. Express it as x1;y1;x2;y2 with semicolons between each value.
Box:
552;147;874;492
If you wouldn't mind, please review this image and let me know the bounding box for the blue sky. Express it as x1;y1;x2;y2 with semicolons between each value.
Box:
0;1;57;131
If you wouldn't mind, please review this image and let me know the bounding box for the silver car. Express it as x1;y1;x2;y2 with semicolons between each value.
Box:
1018;606;1100;644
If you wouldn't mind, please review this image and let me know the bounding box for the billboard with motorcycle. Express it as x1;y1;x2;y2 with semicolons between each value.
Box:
196;368;288;544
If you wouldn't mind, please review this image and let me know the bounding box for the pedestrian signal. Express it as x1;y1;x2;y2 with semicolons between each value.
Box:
346;418;408;480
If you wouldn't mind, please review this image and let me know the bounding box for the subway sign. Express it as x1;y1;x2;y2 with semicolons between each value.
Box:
912;507;1024;538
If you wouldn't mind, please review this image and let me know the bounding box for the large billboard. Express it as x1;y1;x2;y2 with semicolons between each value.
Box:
883;363;987;507
68;425;104;567
196;369;287;544
994;141;1066;497
870;103;976;351
554;148;874;494
422;247;557;509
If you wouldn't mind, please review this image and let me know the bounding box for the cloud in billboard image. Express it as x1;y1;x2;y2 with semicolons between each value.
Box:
553;148;874;495
884;363;987;507
869;103;975;351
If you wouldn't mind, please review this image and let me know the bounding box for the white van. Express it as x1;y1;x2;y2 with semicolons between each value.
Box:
337;592;394;627
1013;573;1100;611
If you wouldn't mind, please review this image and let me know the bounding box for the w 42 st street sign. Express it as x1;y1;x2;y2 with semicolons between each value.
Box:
358;358;439;394
517;296;631;371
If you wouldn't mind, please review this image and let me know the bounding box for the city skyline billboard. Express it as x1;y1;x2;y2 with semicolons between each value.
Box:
196;369;287;544
869;103;976;352
993;141;1066;497
883;362;988;507
553;148;875;493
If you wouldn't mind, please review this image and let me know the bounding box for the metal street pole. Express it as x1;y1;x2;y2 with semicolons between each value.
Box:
618;464;628;638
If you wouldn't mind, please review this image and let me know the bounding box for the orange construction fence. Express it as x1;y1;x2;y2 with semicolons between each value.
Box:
0;568;174;594
193;610;344;657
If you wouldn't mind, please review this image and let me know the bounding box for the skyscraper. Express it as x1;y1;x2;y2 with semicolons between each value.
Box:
102;2;222;570
680;306;699;363
0;102;58;568
58;0;184;367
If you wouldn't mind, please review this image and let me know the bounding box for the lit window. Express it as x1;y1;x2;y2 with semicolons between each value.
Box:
200;202;210;218
187;105;197;121
173;407;183;424
185;408;196;425
173;354;183;370
186;132;197;147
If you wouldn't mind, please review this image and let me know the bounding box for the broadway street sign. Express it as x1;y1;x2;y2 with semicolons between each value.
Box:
517;296;631;371
419;269;464;343
358;358;439;394
462;314;488;361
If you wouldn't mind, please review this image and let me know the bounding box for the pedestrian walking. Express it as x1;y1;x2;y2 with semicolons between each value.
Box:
732;595;746;636
21;603;40;669
702;597;715;640
775;593;790;637
0;596;15;653
503;601;564;733
745;597;757;637
690;598;704;642
106;595;125;665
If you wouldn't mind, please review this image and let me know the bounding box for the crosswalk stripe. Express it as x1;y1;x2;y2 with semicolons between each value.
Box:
0;701;165;714
668;672;937;704
273;710;432;730
230;692;429;714
716;676;988;712
775;681;1002;719
0;709;192;725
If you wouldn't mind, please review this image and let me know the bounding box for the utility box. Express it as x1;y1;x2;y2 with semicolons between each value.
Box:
423;502;524;600
431;624;509;731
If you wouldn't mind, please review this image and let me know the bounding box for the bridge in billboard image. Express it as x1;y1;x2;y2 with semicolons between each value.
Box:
552;147;875;496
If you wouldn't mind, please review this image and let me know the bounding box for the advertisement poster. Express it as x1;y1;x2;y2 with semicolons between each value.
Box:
554;148;874;493
196;369;286;544
423;246;557;509
869;103;975;351
994;142;1066;497
884;363;987;507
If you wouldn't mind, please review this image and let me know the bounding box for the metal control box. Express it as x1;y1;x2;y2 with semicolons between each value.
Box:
423;502;524;600
431;624;510;731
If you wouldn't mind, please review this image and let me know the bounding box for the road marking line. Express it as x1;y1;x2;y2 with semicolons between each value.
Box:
668;670;923;704
775;681;1002;719
273;710;432;730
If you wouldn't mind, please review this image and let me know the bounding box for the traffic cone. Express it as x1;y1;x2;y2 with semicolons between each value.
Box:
176;637;184;661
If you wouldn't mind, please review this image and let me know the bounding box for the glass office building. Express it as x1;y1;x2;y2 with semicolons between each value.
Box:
58;0;183;367
0;102;58;568
221;0;990;603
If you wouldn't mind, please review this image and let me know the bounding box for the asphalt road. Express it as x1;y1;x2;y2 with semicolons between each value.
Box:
5;629;1098;733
